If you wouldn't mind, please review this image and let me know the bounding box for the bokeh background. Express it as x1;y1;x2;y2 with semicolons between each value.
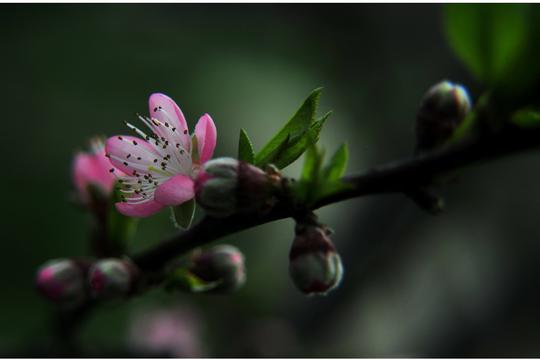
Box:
2;3;540;357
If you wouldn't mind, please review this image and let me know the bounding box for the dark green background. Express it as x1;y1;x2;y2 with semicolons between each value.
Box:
2;4;540;357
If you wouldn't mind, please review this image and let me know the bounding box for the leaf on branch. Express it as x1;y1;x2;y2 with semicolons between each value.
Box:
170;199;196;230
238;128;255;164
164;268;220;293
296;143;350;206
511;109;540;128
323;143;348;181
444;4;535;90
255;88;330;169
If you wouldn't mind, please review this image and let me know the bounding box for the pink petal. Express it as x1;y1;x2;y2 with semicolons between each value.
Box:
105;135;159;175
194;114;217;164
73;152;115;199
116;200;164;218
149;93;190;150
154;174;195;206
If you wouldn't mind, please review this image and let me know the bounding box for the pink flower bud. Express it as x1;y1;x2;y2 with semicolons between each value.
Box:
190;245;246;292
289;224;343;295
72;138;117;204
36;259;87;305
195;157;280;217
88;258;138;299
416;80;472;152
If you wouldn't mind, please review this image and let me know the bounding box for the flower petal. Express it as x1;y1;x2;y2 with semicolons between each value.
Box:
116;199;164;218
105;135;160;175
154;174;195;206
73;152;116;199
149;93;190;150
194;114;217;164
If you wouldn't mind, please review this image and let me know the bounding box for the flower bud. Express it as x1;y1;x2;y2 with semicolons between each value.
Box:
72;138;117;205
189;245;246;292
194;157;280;218
88;258;138;299
36;259;87;305
289;224;343;295
415;80;472;152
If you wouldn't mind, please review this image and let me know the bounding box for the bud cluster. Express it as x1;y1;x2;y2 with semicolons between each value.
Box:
289;219;343;296
35;257;139;305
195;157;281;218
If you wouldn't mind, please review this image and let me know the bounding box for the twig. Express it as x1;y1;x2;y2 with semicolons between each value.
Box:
132;122;540;272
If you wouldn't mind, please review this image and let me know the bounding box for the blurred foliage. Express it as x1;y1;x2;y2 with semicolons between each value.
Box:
3;3;540;357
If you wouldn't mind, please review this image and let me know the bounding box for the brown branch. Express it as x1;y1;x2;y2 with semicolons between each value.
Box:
132;123;540;272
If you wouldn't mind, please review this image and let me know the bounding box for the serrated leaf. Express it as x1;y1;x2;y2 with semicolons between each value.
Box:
444;4;531;88
323;143;348;181
238;128;255;163
255;88;322;167
170;198;196;229
511;109;540;128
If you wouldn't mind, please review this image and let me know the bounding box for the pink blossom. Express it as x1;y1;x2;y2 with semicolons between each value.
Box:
105;93;217;217
72;138;117;203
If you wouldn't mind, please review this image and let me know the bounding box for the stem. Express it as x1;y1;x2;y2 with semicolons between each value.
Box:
132;123;540;272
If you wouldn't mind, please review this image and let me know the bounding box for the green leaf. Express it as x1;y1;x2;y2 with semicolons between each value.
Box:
511;109;540;128
255;88;323;168
323;143;348;181
238;128;255;163
271;111;331;169
164;268;220;293
444;4;530;87
170;199;196;229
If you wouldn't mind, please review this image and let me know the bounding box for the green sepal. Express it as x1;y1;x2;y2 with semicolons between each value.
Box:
238;128;255;164
170;198;196;230
191;134;200;164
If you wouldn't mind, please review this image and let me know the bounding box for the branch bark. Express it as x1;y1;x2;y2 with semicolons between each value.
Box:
132;123;540;272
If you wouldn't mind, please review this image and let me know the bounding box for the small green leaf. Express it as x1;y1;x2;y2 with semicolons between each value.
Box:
170;199;196;229
238;128;255;164
271;112;330;169
164;268;220;293
255;88;323;168
444;4;530;87
323;143;348;181
511;109;540;128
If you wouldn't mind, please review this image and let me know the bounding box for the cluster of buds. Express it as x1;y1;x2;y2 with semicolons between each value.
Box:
36;257;139;305
415;80;472;153
289;219;343;296
194;157;282;218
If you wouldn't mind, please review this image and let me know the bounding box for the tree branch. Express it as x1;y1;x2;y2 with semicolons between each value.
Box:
132;123;540;272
